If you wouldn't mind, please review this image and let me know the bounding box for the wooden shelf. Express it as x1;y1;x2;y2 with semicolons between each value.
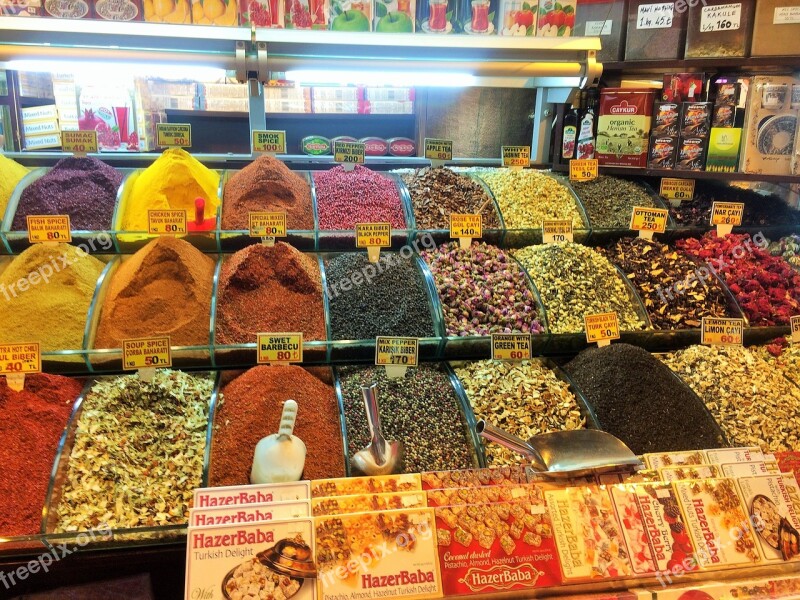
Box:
602;55;800;75
552;163;800;185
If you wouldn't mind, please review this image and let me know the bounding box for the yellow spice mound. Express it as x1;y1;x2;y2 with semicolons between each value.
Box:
0;155;29;220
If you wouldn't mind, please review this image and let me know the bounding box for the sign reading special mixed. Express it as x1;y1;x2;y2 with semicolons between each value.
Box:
252;130;287;154
148;209;187;235
659;177;695;204
491;334;532;361
122;337;172;370
502;145;530;168
27;215;71;243
156;123;192;148
542;219;574;244
249;212;287;238
62;130;98;155
569;159;598;182
701;317;743;346
584;312;620;346
257;333;303;364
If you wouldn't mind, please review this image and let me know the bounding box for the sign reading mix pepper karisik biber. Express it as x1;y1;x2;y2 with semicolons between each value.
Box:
736;474;800;563
257;333;303;365
701;317;743;346
375;336;419;370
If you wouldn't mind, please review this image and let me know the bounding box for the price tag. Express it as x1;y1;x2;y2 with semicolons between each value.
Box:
630;206;668;239
542;219;574;244
375;336;419;379
334;141;365;171
501;146;530;170
252;130;287;155
0;342;41;391
636;2;674;29
710;201;744;237
791;316;800;343
257;333;303;365
356;222;391;263
62;130;98;156
701;317;743;346
26;215;71;244
660;178;695;207
584;312;620;347
249;211;287;247
148;209;187;235
156;123;192;148
491;334;532;361
569;159;599;182
450;214;482;249
700;2;741;32
424;138;453;167
123;337;172;382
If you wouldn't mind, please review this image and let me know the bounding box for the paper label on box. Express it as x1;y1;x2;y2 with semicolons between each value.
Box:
122;337;172;370
721;462;778;478
194;482;311;509
644;451;707;470
491;333;532;361
585;19;612;35
700;2;741;31
26;215;72;243
185;519;316;600
608;486;658;574
0;343;41;375
249;212;287;238
542;219;574;243
257;333;303;365
701;317;743;346
148;209;187;235
375;336;419;367
636;2;674;29
705;447;765;464
736;474;800;562
311;492;427;516
190;501;311;528
315;508;442;600
25;133;62;151
311;474;422;498
774;5;800;23
674;479;760;567
658;464;721;482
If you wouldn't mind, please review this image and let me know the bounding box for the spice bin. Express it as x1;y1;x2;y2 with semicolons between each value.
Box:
751;0;800;55
685;0;755;58
574;0;628;62
625;0;688;60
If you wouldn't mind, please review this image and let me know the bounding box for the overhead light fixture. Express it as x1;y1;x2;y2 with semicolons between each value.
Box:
284;69;477;87
5;60;228;82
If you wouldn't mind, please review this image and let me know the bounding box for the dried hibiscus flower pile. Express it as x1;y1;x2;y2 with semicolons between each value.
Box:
676;232;800;326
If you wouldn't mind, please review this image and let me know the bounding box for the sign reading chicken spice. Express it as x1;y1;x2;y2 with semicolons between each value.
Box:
148;209;187;235
26;215;72;243
660;177;695;206
252;130;287;155
584;312;621;346
569;158;598;182
502;145;531;169
258;333;303;365
62;130;98;156
630;206;668;239
122;337;173;370
542;219;574;243
0;342;41;392
376;336;419;379
156;123;191;148
701;317;743;346
491;333;532;361
711;201;744;236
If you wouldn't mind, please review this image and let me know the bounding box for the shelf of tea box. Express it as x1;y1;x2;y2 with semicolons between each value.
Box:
602;55;800;74
551;163;800;185
165;109;417;121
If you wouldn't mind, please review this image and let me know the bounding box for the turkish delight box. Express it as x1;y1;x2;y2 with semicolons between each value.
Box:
705;447;765;464
194;482;311;509
645;450;707;470
190;500;311;527
658;464;721;482
421;466;528;490
311;473;421;497
311;491;427;516
736;473;800;563
597;88;654;168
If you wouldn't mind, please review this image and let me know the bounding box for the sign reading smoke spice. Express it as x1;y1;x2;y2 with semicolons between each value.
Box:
425;138;453;167
62;130;98;156
251;130;287;155
257;333;303;365
156;123;191;148
502;145;530;169
356;222;391;263
148;209;187;235
659;178;695;206
701;317;743;346
792;315;800;343
334;141;365;170
542;219;574;243
376;336;419;379
491;333;532;361
710;201;744;237
27;215;72;244
630;206;668;239
584;312;620;347
0;342;41;392
569;159;599;182
450;213;482;249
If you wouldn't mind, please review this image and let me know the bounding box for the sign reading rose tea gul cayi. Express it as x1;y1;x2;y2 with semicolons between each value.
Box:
26;215;72;244
450;213;482;249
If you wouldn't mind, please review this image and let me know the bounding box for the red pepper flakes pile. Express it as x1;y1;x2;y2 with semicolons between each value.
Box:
0;374;83;536
677;232;800;326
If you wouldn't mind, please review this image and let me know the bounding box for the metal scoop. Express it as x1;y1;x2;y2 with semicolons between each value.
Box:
251;399;307;484
476;420;643;479
350;383;403;476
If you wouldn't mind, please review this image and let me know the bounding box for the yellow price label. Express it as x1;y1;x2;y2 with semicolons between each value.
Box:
62;130;98;155
148;210;187;235
630;206;668;234
450;214;482;239
252;130;287;154
569;159;599;182
542;219;574;244
26;215;72;244
356;223;391;248
249;212;287;238
501;145;530;168
258;333;303;364
791;315;800;344
157;123;192;148
122;337;172;370
710;202;744;226
660;178;695;203
375;337;419;367
584;312;620;345
491;334;532;361
701;317;743;346
334;141;365;165
0;342;41;375
424;138;453;161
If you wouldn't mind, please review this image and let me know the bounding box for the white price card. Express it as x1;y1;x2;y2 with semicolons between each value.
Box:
637;2;674;29
774;6;800;23
700;2;741;32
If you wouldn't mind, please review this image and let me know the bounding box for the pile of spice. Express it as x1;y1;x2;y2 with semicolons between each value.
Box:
221;155;314;230
122;148;219;231
314;165;406;230
454;360;586;467
676;232;800;326
326;253;435;340
476;169;584;229
563;343;727;454
0;243;104;351
399;167;500;230
668;181;800;227
339;364;474;473
215;243;325;345
514;242;646;334
94;237;215;348
0;154;28;219
602;237;735;329
569;176;657;228
54;370;212;531
0;374;83;536
421;241;543;337
660;345;800;452
11;157;121;231
768;235;800;272
210;366;345;485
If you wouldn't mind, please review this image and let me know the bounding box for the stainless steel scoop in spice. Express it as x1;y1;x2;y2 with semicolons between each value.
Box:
350;383;403;476
476;420;643;478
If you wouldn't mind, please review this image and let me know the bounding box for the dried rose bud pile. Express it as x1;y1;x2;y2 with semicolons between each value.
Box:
422;241;543;337
676;232;800;326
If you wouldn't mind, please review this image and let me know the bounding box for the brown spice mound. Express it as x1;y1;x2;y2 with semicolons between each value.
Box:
215;243;326;344
210;366;345;485
222;155;314;230
94;237;215;348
